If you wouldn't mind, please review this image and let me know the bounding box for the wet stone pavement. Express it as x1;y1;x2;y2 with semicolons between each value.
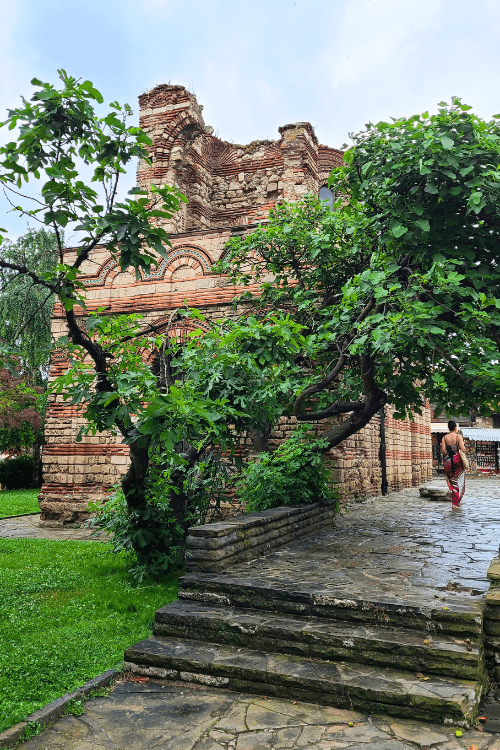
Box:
200;475;500;607
0;513;105;541
18;678;500;750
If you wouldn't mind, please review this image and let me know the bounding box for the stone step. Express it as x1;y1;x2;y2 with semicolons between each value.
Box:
153;600;483;681
179;573;485;637
124;635;483;725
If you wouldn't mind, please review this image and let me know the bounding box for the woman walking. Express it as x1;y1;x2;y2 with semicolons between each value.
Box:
440;420;466;509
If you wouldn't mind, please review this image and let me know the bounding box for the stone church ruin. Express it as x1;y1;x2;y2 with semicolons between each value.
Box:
39;85;432;524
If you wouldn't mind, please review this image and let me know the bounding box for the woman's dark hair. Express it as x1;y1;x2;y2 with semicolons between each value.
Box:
448;420;457;432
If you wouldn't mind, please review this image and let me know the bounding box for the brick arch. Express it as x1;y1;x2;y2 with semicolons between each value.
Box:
81;259;141;288
143;245;213;280
81;257;118;288
82;245;214;289
153;111;206;158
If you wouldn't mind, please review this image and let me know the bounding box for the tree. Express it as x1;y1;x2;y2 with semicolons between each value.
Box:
218;99;500;458
0;228;60;485
3;77;500;577
328;97;500;419
0;228;59;384
0;71;193;573
0;368;42;454
0;72;299;577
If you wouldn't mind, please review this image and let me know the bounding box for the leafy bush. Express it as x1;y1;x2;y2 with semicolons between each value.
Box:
88;488;183;583
0;455;34;490
88;451;233;582
237;425;339;513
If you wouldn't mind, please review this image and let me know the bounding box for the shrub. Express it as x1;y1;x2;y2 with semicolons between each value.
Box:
88;487;183;583
0;455;34;490
237;425;339;513
87;452;231;582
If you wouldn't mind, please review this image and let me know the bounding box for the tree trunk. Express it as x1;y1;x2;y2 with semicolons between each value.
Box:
120;442;164;569
32;432;44;488
247;422;273;453
321;388;387;452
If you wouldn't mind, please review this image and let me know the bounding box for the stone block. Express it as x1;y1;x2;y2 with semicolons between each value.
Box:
487;584;500;606
418;485;451;501
488;560;500;581
185;503;336;571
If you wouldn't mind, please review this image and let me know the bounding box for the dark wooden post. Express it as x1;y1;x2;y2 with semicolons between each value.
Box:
379;407;388;496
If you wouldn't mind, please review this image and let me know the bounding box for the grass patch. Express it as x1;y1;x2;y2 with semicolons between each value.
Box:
0;488;40;518
0;538;178;733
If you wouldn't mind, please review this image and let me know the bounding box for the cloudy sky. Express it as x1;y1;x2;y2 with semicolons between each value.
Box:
1;0;499;236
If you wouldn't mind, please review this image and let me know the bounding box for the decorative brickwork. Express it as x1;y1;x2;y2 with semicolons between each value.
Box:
39;85;432;524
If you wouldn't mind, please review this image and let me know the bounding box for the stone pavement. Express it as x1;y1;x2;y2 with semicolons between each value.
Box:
18;677;500;750
0;514;105;541
201;474;500;603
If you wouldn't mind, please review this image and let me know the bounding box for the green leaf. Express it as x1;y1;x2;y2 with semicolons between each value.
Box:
128;187;148;195
414;219;430;232
81;80;104;103
391;225;408;238
440;137;454;150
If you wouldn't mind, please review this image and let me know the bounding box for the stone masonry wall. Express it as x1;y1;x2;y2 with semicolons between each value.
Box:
136;85;343;234
39;84;432;524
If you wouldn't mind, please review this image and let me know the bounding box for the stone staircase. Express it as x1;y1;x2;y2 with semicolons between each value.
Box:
126;569;487;726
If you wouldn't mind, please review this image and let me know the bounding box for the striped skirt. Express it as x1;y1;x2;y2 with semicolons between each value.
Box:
443;447;465;507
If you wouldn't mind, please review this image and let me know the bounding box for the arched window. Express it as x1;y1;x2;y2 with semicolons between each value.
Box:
319;185;334;210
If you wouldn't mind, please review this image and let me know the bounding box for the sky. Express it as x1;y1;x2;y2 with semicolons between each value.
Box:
1;0;500;237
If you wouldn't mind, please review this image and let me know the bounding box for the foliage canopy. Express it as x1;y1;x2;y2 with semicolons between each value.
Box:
219;98;500;455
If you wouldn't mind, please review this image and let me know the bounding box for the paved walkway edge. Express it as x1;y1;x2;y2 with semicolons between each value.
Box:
0;669;119;749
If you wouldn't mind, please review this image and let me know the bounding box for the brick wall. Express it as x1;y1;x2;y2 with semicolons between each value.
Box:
39;84;432;524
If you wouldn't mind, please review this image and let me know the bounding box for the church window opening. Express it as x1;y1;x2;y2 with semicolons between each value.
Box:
319;185;334;210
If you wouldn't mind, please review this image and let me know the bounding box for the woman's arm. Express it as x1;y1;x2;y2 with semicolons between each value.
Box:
458;434;466;452
440;436;447;454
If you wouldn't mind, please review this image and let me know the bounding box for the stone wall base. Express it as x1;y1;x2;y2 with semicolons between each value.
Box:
38;483;111;526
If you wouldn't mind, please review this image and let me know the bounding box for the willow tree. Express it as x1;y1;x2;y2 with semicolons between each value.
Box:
0;228;59;384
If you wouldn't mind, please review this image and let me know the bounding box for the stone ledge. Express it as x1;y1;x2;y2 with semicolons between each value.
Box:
487;559;500;582
186;508;337;561
0;668;118;749
484;560;500;681
188;503;325;538
185;502;336;572
186;515;336;573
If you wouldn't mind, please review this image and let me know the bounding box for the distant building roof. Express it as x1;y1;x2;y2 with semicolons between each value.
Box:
431;423;450;432
461;428;500;441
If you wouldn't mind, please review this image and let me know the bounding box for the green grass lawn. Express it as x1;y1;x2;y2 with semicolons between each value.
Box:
0;538;178;733
0;488;40;518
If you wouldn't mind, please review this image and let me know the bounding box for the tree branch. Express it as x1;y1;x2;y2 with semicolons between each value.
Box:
294;354;346;419
0;260;57;293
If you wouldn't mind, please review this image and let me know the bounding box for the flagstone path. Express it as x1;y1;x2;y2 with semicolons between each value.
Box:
0;513;105;540
198;474;500;604
17;677;500;750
